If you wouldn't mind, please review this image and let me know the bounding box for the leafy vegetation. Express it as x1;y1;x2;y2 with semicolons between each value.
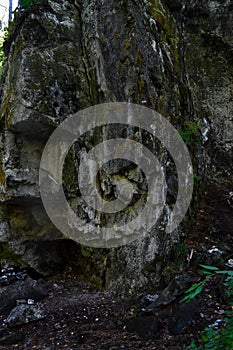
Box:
18;0;43;9
179;121;200;145
193;175;201;183
0;0;43;77
187;313;233;350
0;32;6;77
183;264;233;349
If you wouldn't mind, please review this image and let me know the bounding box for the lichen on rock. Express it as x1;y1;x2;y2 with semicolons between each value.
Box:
1;0;230;295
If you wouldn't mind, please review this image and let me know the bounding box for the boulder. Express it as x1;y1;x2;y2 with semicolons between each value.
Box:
4;303;45;327
0;276;47;313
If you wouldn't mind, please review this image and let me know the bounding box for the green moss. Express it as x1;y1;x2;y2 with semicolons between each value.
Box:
63;146;78;193
179;121;200;145
173;242;188;258
88;67;99;104
0;243;26;267
1;87;15;127
136;49;143;64
193;175;201;182
0;157;5;187
157;94;165;114
171;242;188;270
6;110;13;128
89;275;103;289
162;267;173;277
2;205;39;240
1;90;12;117
124;40;131;49
10;213;31;231
67;245;108;289
0;32;6;77
98;36;105;43
16;0;42;10
80;246;93;258
147;0;180;72
148;0;174;37
139;80;146;93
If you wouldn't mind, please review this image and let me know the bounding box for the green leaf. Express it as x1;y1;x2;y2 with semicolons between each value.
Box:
185;282;203;294
203;271;214;275
216;270;233;276
199;264;219;271
181;281;206;302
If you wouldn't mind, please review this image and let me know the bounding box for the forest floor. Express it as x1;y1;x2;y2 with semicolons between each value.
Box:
0;181;232;350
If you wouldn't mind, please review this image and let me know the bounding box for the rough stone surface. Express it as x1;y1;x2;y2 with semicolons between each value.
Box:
0;0;232;294
183;0;233;186
0;276;47;313
4;303;45;327
145;274;193;311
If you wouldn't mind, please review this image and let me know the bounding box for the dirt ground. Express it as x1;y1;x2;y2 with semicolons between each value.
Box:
0;181;232;350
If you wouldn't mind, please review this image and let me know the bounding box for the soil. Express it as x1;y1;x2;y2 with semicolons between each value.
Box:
0;181;232;350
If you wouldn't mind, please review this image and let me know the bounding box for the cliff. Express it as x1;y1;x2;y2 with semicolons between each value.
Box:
0;0;232;294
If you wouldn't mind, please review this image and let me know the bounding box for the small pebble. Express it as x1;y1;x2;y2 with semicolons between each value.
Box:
54;322;62;330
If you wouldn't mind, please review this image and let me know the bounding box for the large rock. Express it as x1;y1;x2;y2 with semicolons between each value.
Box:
1;0;231;294
183;0;233;187
0;276;47;313
4;303;45;327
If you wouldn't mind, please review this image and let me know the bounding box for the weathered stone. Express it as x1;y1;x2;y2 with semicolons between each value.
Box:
4;303;45;327
0;221;9;242
183;0;233;187
145;275;193;311
0;0;196;293
0;0;231;295
0;276;47;313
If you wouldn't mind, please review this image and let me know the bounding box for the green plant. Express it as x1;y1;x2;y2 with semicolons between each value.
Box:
193;175;201;182
179;121;200;145
186;312;233;350
10;0;43;19
183;264;233;350
174;242;188;259
18;0;42;9
182;264;233;303
0;0;43;76
0;32;6;77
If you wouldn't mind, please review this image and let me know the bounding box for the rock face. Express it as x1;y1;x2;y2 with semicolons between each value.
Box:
0;0;232;294
183;0;233;186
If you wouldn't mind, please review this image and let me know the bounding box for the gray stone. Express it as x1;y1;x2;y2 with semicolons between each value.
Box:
183;0;233;187
0;0;194;293
145;275;193;311
4;303;46;327
0;0;231;295
0;221;10;242
0;276;47;313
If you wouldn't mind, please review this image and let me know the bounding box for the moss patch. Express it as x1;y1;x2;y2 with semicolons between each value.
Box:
0;157;5;187
0;243;26;267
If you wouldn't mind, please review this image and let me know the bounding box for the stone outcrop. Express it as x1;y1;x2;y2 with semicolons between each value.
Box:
183;0;233;187
0;0;232;294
